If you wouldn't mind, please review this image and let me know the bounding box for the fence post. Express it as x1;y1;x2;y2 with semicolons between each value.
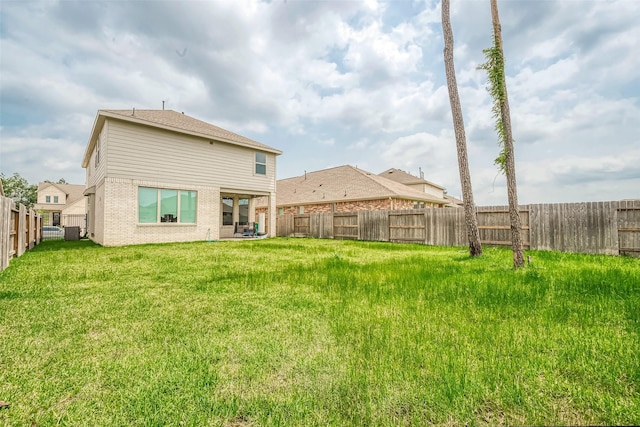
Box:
17;204;26;257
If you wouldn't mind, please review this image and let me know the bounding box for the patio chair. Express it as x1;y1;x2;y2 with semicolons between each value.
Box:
242;222;256;237
234;222;256;237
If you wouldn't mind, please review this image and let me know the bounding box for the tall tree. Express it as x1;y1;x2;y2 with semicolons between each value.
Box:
479;0;524;268
0;172;37;209
441;0;483;256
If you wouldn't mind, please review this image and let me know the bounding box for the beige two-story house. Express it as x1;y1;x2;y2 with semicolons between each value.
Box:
81;109;281;246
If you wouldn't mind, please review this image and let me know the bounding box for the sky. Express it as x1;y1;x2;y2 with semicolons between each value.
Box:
1;0;638;205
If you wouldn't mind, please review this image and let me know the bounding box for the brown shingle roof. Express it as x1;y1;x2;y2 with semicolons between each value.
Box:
276;165;448;206
82;109;281;167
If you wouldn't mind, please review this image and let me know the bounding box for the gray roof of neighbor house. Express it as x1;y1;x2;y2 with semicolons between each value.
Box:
33;182;86;210
82;109;281;167
378;168;445;190
275;165;449;206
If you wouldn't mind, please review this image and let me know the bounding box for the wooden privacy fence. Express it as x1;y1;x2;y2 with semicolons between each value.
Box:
276;200;640;256
0;196;42;271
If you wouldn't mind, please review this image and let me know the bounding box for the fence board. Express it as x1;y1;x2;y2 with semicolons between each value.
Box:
276;214;294;237
333;213;358;240
0;197;12;270
17;204;26;257
293;214;310;237
359;210;388;241
618;200;640;256
389;211;425;243
424;208;466;246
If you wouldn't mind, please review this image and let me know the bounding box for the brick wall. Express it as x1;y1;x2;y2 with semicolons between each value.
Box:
98;178;221;246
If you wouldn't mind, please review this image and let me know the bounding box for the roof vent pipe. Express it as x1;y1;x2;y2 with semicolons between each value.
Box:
132;108;135;116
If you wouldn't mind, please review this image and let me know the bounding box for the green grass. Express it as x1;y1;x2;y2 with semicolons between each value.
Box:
1;238;639;426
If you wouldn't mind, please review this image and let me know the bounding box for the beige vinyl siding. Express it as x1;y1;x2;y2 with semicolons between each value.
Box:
407;183;445;199
86;123;108;188
106;120;276;193
38;188;66;204
62;197;87;215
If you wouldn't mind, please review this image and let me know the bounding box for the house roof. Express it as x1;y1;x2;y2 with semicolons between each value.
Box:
275;165;449;206
82;109;281;167
378;168;445;190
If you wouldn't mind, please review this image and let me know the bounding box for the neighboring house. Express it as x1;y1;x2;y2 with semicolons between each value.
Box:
33;182;87;229
379;168;462;208
81;109;281;246
444;194;464;207
256;165;449;219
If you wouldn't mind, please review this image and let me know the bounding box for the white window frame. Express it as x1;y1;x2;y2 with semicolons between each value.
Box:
255;152;267;175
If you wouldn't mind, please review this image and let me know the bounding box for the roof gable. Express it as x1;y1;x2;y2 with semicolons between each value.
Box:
82;109;281;167
277;165;448;206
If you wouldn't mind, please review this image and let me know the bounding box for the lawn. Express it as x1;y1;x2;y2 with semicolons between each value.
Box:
1;238;639;426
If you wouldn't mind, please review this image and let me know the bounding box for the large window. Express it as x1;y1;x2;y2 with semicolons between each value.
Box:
138;187;197;223
255;152;266;175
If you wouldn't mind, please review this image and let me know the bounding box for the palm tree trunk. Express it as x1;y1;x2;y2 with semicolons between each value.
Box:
490;0;524;267
442;0;483;256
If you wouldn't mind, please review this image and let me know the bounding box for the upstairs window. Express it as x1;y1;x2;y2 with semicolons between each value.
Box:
46;196;51;203
255;152;266;175
138;187;197;224
54;196;59;203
